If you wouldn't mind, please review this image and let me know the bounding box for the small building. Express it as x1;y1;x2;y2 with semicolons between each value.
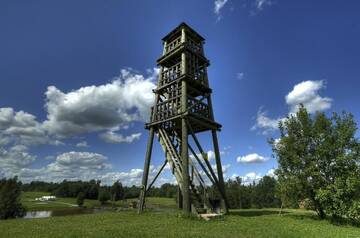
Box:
35;195;56;201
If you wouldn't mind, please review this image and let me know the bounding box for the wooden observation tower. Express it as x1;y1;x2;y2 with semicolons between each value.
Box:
138;22;228;215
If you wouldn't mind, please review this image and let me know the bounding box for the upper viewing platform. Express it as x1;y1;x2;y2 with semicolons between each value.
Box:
157;22;209;66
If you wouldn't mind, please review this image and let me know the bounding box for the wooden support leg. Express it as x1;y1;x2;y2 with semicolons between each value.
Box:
211;129;229;214
138;128;155;213
177;186;183;209
181;118;191;213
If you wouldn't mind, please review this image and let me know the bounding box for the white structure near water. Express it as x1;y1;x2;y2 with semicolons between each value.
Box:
35;196;56;201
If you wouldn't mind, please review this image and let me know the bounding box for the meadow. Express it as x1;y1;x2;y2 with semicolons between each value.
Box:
0;192;359;238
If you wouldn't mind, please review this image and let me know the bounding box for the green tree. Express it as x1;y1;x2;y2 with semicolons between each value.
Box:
253;176;281;208
76;191;85;207
98;189;111;205
0;177;26;219
270;105;360;219
110;181;124;202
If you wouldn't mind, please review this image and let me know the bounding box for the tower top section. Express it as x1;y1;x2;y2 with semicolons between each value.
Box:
161;22;205;43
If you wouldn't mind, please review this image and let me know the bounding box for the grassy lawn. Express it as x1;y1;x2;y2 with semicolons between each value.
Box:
21;192;177;211
21;192;100;211
0;208;359;238
8;192;359;238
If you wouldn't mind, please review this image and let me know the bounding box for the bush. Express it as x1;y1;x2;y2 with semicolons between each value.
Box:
0;177;26;219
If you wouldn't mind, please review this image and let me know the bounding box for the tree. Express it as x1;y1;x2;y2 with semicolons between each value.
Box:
98;189;111;205
0;177;26;219
110;181;124;202
270;105;360;219
253;176;281;208
76;192;85;207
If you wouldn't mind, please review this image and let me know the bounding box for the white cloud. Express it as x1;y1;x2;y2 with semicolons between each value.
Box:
0;67;161;183
18;151;111;182
230;172;262;185
242;172;262;184
100;169;144;186
43;68;156;137
214;0;229;20
252;80;332;134
99;130;141;144
237;153;269;163
251;108;283;134
237;72;245;80
255;0;273;10
76;141;89;147
189;150;225;162
285;80;332;114
0;108;47;145
266;168;276;177
0;145;36;177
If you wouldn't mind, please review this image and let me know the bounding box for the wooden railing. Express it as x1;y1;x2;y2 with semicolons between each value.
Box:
150;96;210;123
164;36;203;55
165;36;182;54
160;62;183;86
187;97;209;119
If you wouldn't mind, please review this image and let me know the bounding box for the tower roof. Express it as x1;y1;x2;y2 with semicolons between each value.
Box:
161;22;205;42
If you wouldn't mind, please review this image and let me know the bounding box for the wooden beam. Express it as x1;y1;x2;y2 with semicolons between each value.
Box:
146;159;168;193
138;127;155;213
188;144;216;186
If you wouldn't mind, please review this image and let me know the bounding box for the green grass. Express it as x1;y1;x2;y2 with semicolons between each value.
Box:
0;209;359;238
21;192;177;211
21;192;100;211
8;192;359;238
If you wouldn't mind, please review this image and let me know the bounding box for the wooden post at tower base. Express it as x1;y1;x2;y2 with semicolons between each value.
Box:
138;127;155;213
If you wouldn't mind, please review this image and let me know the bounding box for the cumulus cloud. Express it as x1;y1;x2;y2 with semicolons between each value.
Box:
17;151;111;182
230;172;262;185
99;163;176;186
252;80;332;134
189;150;224;161
285;80;332;114
99;130;141;144
0;145;36;177
0;67;160;183
0;108;47;145
214;0;229;20
251;108;283;134
76;141;89;147
43;68;156;137
237;153;269;163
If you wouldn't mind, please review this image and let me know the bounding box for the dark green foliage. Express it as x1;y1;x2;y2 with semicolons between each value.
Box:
147;183;177;198
110;181;124;201
53;180;101;199
253;176;281;208
98;189;111;205
270;105;360;220
0;177;26;219
76;192;85;207
223;176;280;209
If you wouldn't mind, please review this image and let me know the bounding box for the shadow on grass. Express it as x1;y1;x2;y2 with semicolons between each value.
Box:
229;209;289;217
285;211;360;227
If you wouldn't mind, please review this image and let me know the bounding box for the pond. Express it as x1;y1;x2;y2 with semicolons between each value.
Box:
24;208;105;219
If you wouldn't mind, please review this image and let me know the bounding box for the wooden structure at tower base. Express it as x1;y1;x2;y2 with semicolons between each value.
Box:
138;22;229;216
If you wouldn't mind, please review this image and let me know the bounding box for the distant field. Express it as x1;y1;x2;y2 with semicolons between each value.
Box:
2;192;357;238
21;192;177;211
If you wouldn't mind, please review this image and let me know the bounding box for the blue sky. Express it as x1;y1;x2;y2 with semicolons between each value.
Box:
1;0;359;185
